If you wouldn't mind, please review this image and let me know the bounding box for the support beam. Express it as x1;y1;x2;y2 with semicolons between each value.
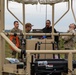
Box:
0;0;5;32
0;0;5;75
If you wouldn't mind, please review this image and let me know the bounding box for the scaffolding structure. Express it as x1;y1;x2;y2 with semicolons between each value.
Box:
0;0;76;75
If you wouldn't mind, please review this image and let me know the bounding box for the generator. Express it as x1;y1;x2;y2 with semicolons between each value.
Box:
31;59;76;75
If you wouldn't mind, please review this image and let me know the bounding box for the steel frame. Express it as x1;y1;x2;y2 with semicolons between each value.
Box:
0;0;76;75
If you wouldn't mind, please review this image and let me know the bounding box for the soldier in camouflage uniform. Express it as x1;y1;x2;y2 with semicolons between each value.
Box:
62;23;76;59
25;23;33;39
11;21;22;33
10;21;22;58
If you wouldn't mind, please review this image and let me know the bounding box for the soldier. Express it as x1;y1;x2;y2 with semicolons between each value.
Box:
42;20;59;58
10;21;22;33
10;21;22;58
25;23;33;39
42;20;59;45
62;23;76;59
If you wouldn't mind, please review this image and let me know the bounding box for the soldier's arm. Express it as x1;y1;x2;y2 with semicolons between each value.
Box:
62;30;74;41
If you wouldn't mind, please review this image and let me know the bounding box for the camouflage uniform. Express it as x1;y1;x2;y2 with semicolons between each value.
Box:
11;28;22;36
63;30;76;59
10;28;22;58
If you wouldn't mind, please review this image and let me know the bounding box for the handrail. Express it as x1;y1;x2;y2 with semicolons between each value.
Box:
7;0;23;25
0;33;21;53
54;0;70;25
26;50;76;54
4;32;76;36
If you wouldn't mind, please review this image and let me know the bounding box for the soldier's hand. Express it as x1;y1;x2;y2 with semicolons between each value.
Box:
20;33;24;36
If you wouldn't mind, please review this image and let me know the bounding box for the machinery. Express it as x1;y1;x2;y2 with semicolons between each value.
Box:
31;59;76;75
0;0;76;75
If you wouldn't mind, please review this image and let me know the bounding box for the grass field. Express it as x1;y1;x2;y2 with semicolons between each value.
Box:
5;41;12;57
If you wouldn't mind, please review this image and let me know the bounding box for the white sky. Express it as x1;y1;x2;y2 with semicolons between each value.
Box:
5;0;76;32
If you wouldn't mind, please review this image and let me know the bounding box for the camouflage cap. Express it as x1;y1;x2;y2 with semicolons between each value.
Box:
25;23;33;28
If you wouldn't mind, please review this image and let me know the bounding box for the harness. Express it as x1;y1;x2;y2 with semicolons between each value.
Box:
10;35;20;50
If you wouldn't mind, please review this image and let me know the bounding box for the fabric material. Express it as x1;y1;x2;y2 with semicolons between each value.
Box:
63;30;76;49
10;35;20;50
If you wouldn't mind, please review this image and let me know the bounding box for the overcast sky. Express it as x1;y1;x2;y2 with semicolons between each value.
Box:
5;0;76;32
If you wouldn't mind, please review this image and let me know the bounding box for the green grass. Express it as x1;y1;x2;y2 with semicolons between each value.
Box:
5;41;12;57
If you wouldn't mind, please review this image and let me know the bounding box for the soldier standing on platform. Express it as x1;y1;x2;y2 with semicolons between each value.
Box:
62;23;76;59
10;21;22;58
